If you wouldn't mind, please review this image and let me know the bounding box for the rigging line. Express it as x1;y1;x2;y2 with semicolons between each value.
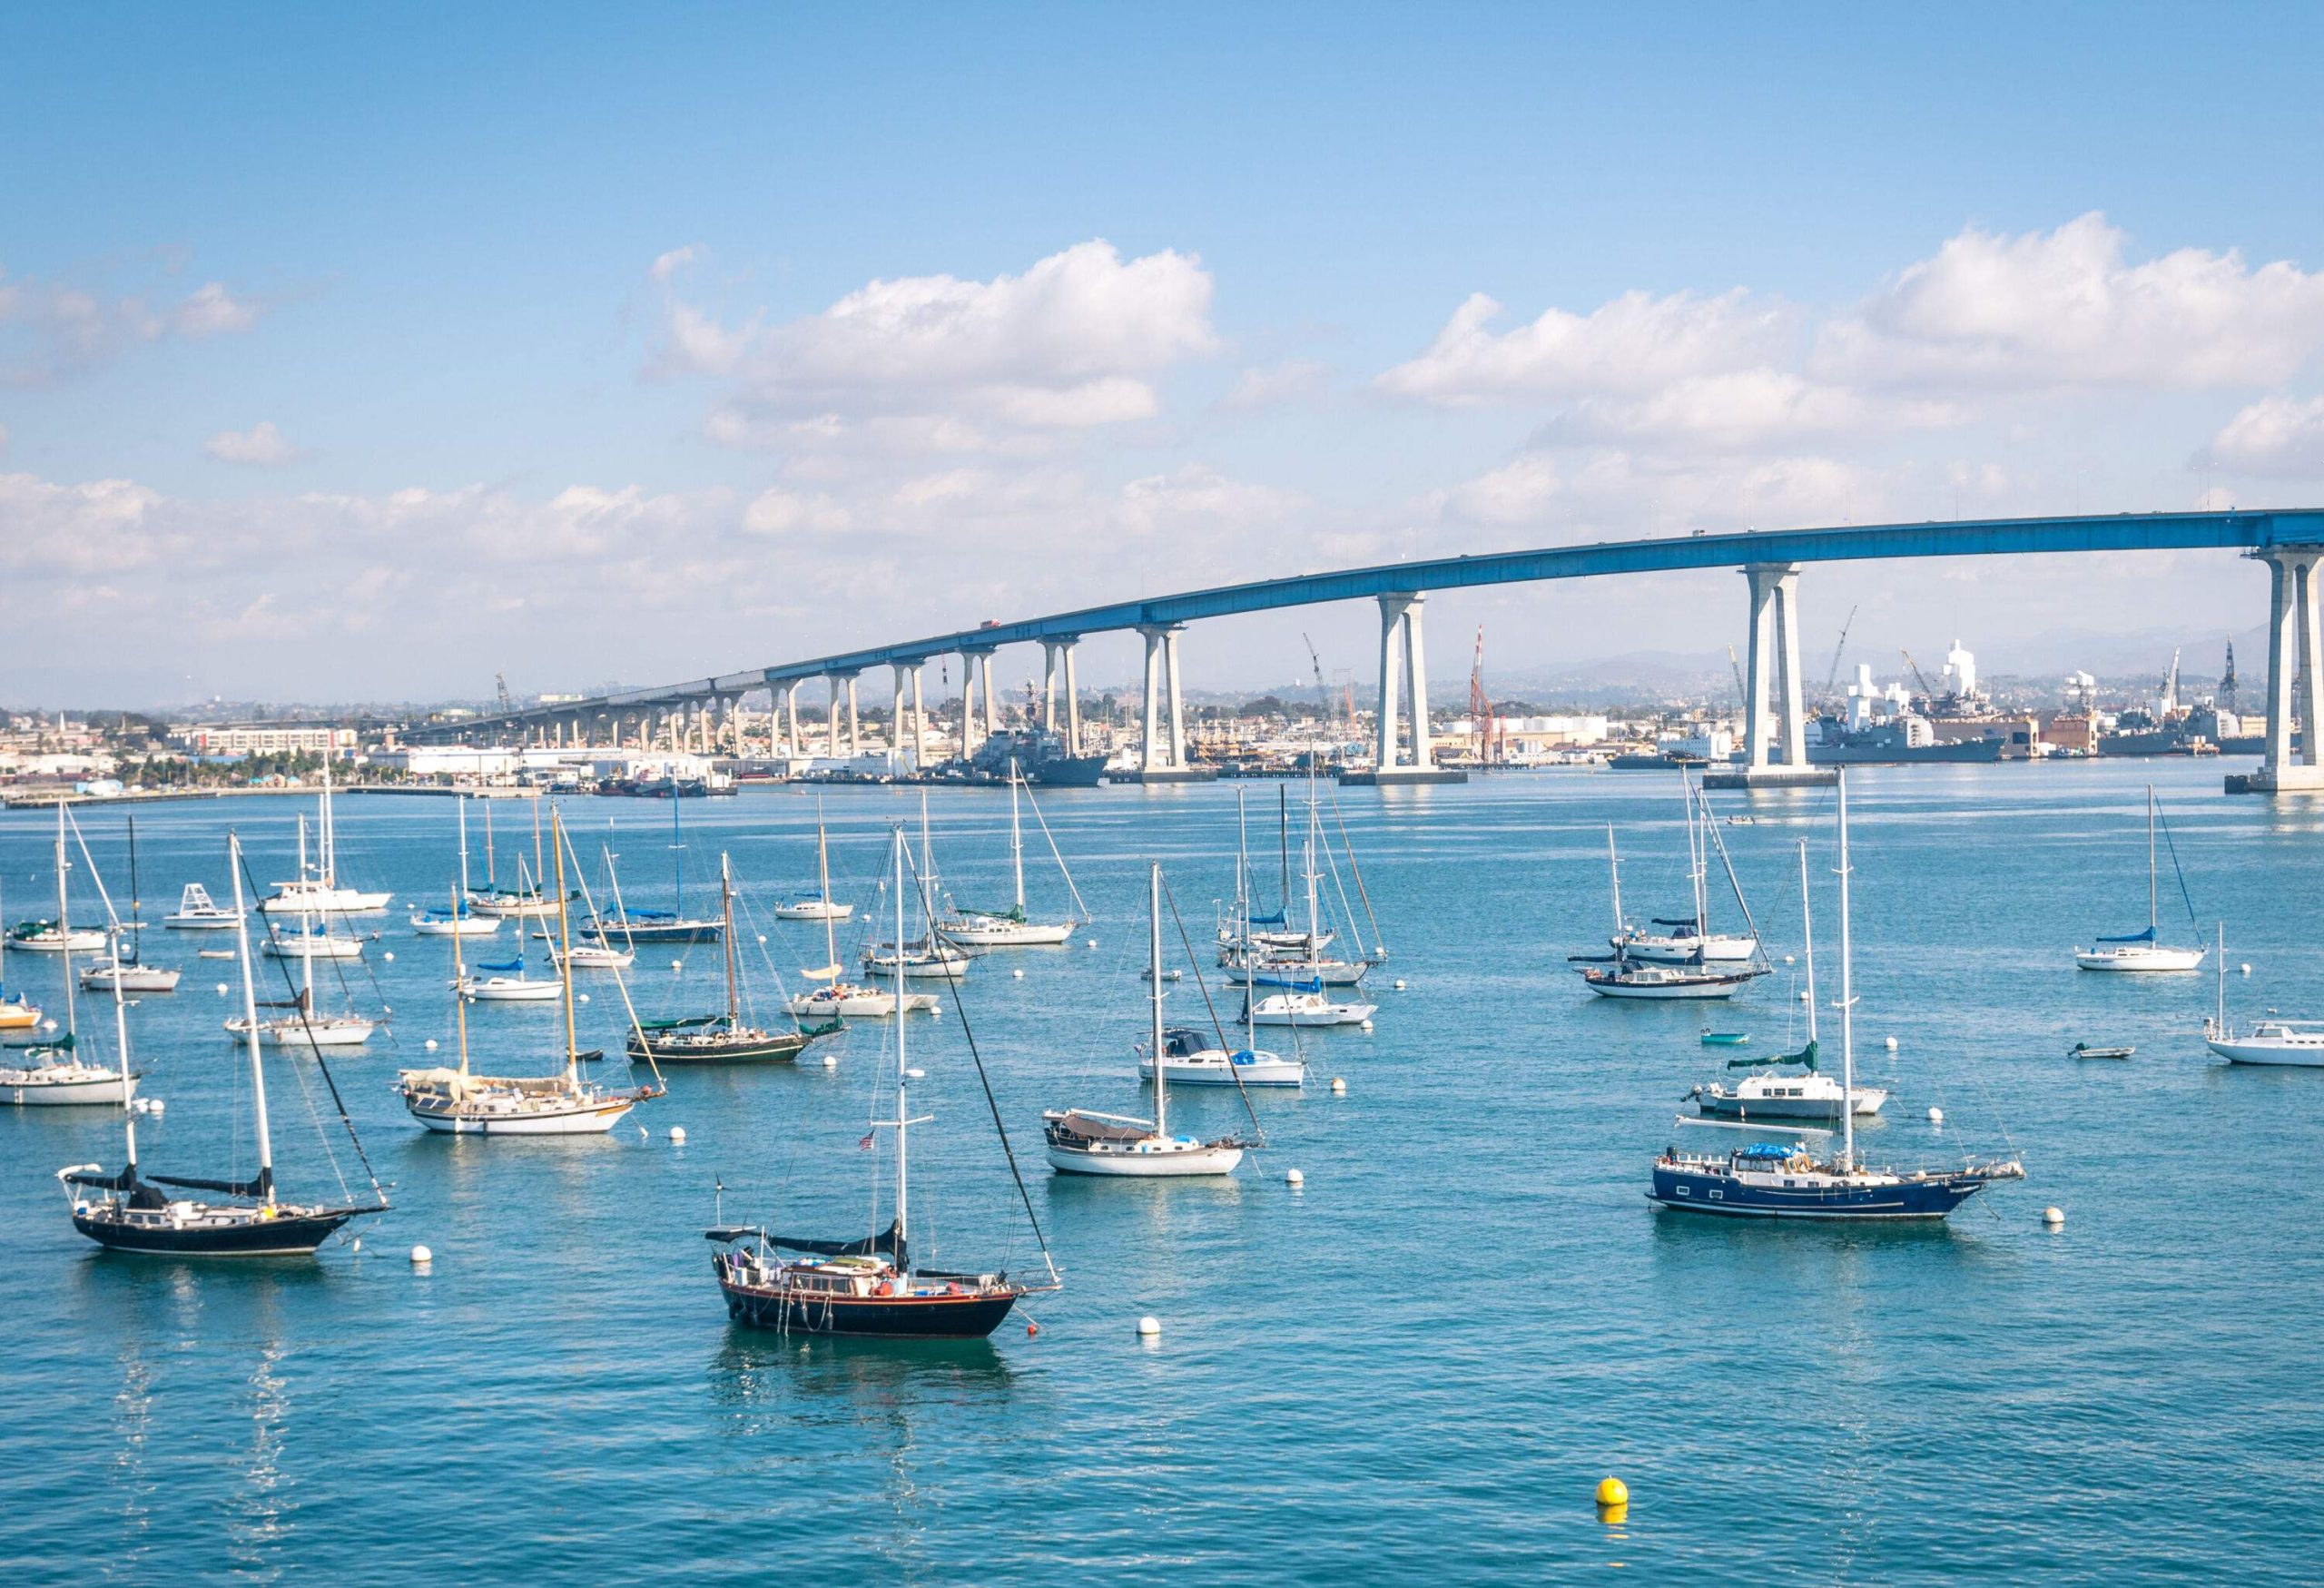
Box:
233;834;387;1210
901;841;1059;1285
1162;876;1265;1146
1324;780;1385;953
2154;803;2202;932
1315;823;1364;961
1697;780;1769;970
556;811;664;1090
1018;777;1093;924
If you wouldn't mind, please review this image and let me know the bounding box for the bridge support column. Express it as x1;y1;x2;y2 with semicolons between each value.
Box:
891;664;912;773
1062;640;1081;753
981;650;1000;740
824;677;842;758
1129;624;1207;782
846;676;861;757
783;685;802;757
957;651;983;761
911;667;927;770
1041;643;1061;733
2234;546;2324;793
1348;594;1462;785
1716;563;1831;789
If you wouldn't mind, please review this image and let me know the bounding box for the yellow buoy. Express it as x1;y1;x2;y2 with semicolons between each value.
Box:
1595;1476;1628;1508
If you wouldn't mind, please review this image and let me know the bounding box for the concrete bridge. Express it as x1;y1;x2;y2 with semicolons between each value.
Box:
417;508;2324;794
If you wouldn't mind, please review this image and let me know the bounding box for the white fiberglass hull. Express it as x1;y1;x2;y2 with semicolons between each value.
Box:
81;964;183;992
163;912;241;930
264;937;367;961
1617;935;1759;965
406;1096;635;1133
1247;1001;1376;1027
773;900;853;921
1138;1054;1305;1089
410;916;503;937
7;932;109;953
1045;1140;1246;1176
4;1067;135;1105
226;1016;376;1047
262;888;390;915
2075;946;2206;972
552;948;635;970
862;957;970;981
786;987;911;1018
1585;976;1745;1001
941;921;1075;946
2207;1036;2324;1066
459;977;563;1002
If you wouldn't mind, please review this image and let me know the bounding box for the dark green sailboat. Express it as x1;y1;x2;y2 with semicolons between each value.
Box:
625;854;839;1065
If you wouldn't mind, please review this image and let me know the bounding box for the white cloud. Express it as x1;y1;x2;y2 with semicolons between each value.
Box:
742;486;851;536
1421;447;1887;536
0;421;8;455
2202;395;2324;478
1221;359;1329;411
203;420;302;466
173;281;261;338
649;244;704;283
1379;287;1793;407
1;263;266;384
1534;370;1956;449
657;240;1217;441
1817;212;2324;391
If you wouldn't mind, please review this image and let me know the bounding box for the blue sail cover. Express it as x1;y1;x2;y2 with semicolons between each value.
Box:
624;909;675;921
476;960;522;973
1736;1141;1796;1160
1247;911;1286;926
2095;926;2157;944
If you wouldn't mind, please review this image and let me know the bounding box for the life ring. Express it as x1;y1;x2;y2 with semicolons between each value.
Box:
874;1279;894;1297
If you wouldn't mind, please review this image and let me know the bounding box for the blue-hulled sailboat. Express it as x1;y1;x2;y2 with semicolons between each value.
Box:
1649;773;2024;1220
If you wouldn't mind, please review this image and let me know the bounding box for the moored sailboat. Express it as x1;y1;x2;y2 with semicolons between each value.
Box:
938;763;1086;946
78;817;182;993
5;809;136;1105
261;760;391;913
2075;785;2206;972
626;854;838;1064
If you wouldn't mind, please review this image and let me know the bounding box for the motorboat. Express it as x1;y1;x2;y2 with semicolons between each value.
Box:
162;883;241;930
1245;988;1375;1027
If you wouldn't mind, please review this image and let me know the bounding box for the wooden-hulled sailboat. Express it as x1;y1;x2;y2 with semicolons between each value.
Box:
79;817;182;992
60;831;388;1255
399;811;663;1134
1648;773;2024;1219
937;763;1087;946
2074;785;2207;972
708;826;1058;1336
1045;863;1248;1175
5;808;137;1104
626;854;839;1064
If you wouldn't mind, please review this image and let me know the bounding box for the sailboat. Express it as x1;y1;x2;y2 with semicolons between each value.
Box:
1648;773;2024;1219
1141;905;1305;1091
626;854;840;1063
457;858;563;1001
261;758;391;913
1612;774;1761;964
399;811;662;1133
2202;922;2324;1064
411;797;505;938
59;830;389;1255
2075;785;2207;972
467;800;571;917
937;763;1086;946
1218;782;1380;988
773;801;855;921
550;849;639;969
260;818;369;959
1688;841;1886;1120
707;826;1058;1336
1237;794;1377;1025
1571;827;1767;1000
230;873;378;1047
5;807;137;1104
1216;787;1336;958
580;796;722;944
162;882;241;930
79;817;182;992
863;796;973;980
1045;862;1249;1175
785;824;919;1018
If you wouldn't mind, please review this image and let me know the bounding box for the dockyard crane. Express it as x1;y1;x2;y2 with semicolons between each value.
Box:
1822;605;1859;702
1900;647;1935;704
1725;645;1748;708
1468;626;1502;765
495;672;513;712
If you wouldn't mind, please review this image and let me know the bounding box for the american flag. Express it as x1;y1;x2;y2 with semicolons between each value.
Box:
859;1132;876;1149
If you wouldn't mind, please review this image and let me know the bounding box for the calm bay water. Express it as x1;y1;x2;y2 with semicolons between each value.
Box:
2;762;2319;1584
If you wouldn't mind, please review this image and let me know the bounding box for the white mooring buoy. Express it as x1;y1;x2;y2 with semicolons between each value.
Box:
670;1126;688;1145
1393;979;1407;991
2043;1206;2065;1228
216;983;230;997
1885;1036;1899;1050
1137;1315;1161;1337
410;1244;433;1265
1012;968;1024;980
1285;1168;1305;1187
822;1053;838;1068
1926;1107;1943;1124
424;1038;439;1052
1329;1077;1346;1095
382;951;396;962
2241;963;2252;976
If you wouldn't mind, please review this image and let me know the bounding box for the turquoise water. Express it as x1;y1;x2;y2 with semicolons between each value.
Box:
2;764;2319;1584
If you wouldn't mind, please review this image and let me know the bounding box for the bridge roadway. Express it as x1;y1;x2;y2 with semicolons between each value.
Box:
427;508;2324;793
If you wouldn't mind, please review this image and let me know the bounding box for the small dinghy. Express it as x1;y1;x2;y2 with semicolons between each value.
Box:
2069;1041;2136;1060
1700;1031;1752;1047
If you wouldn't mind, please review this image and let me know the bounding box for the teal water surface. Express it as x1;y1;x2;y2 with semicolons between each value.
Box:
1;763;2318;1584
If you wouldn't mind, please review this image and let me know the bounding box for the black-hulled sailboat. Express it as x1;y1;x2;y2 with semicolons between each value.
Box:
60;832;388;1256
626;853;839;1064
707;826;1058;1336
583;795;722;944
1648;773;2023;1220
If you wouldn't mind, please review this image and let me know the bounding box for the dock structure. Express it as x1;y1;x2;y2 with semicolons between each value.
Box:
413;509;2324;795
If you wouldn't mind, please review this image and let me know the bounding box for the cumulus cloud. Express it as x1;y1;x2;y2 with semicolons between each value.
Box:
649;243;704;283
203;420;302;466
0;264;266;385
1817;213;2324;391
655;240;1218;445
2201;395;2324;478
1419;447;1886;536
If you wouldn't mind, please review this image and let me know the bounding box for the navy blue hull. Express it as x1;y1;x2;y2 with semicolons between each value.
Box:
719;1277;1020;1337
1648;1166;1987;1219
72;1208;355;1256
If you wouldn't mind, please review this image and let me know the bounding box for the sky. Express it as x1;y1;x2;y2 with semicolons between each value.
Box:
8;3;2324;708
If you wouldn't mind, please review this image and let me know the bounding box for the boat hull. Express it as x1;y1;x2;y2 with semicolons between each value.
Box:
80;967;183;992
585;922;722;944
6;1071;136;1106
460;978;563;1001
940;922;1075;946
626;1031;820;1064
405;1097;635;1134
1693;1090;1886;1121
718;1277;1021;1337
261;890;390;915
1045;1142;1245;1176
1137;1057;1304;1088
264;939;367;961
72;1205;353;1256
2207;1038;2324;1067
2075;947;2206;972
772;902;852;922
1647;1166;1990;1218
1583;975;1748;1000
226;1018;374;1047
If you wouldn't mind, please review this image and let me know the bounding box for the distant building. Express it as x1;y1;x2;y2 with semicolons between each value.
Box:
170;724;357;755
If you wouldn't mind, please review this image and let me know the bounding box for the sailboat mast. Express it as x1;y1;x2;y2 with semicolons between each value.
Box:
1149;862;1167;1137
320;756;336;887
893;827;911;1258
127;814;142;937
451;885;471;1078
721;853;738;1024
2148;785;2159;935
54;805;77;1042
554;813;578;1083
484;800;497;890
816;808;837;972
1233;787;1250;929
670;794;684;922
1009;761;1026;912
1835;773;1856;1173
1277;786;1290;918
458;796;471;910
2216;920;2227;1031
532;797;544;902
229;836;277;1204
1798;839;1818;1044
1606;824;1623;935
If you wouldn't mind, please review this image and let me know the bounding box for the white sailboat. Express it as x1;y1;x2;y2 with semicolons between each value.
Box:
399;810;661;1134
1139;912;1305;1090
773;800;856;921
2075;786;2206;972
411;797;504;938
784;816;918;1017
1573;824;1768;1000
467;800;568;917
5;808;136;1105
863;796;974;981
1614;774;1760;964
261;759;391;913
458;859;563;1001
77;816;182;993
230;887;377;1048
938;763;1085;946
2202;922;2324;1065
1045;862;1247;1175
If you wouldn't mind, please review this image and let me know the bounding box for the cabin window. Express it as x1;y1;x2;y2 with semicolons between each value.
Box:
1709;1189;1723;1200
1675;1186;1690;1197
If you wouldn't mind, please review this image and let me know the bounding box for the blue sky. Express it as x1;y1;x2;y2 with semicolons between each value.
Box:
8;4;2324;705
